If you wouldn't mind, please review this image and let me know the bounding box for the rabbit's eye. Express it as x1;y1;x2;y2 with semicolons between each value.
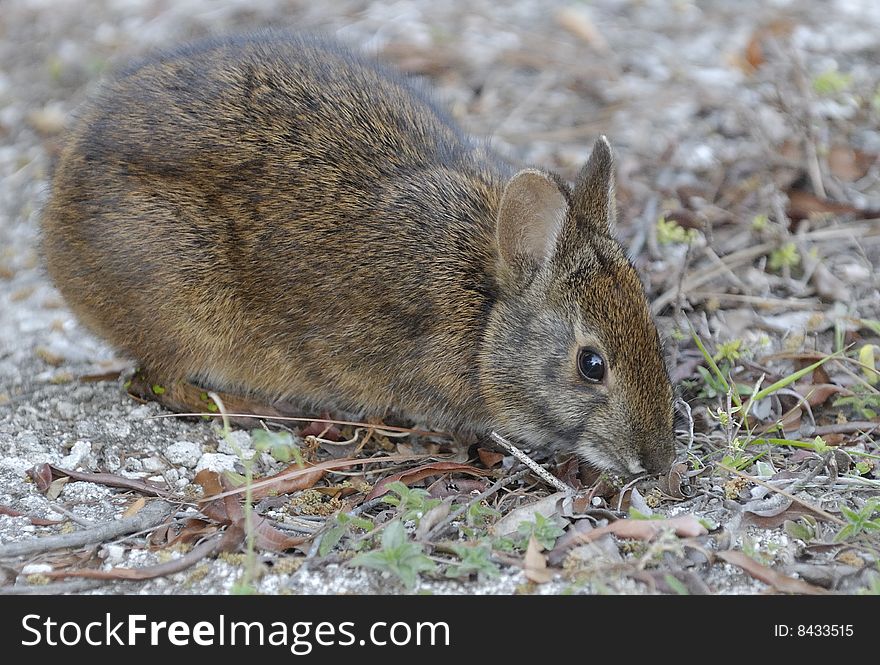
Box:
577;348;605;383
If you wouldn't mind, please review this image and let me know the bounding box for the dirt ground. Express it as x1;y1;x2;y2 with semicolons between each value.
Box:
1;0;879;595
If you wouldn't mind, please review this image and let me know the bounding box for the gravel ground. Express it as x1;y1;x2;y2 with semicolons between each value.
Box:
2;0;879;594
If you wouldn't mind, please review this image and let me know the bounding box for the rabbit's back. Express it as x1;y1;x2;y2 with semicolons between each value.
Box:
42;33;508;427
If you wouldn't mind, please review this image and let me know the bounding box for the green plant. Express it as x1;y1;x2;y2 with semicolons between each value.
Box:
351;521;437;589
768;242;800;271
209;394;258;595
835;499;880;542
251;428;302;464
319;512;374;557
382;481;441;524
515;512;566;550
656;216;698;245
445;543;500;581
812;69;852;96
834;389;880;420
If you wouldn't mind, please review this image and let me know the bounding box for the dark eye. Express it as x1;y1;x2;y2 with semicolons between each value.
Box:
577;348;606;383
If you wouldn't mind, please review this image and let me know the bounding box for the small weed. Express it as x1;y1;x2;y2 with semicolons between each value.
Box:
656;216;698;245
812;68;852;96
350;521;437;589
834;389;880;420
713;338;744;365
515;512;566;550
319;512;374;557
768;242;800;271
784;516;818;542
445;543;500;581
836;499;880;542
382;481;441;524
251;428;302;464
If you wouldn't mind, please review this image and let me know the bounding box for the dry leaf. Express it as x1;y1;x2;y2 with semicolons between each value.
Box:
549;515;709;561
716;550;828;594
477;447;504;468
491;493;566;537
363;462;489;502
122;497;147;518
523;536;554;584
828;145;875;181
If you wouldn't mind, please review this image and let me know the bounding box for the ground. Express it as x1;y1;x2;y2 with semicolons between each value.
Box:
1;0;879;595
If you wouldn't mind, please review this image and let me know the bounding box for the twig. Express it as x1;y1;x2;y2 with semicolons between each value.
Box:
43;533;225;581
0;500;174;558
489;431;575;494
652;241;777;314
717;464;844;526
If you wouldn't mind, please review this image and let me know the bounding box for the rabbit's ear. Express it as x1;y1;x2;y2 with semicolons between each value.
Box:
496;169;568;271
571;136;616;236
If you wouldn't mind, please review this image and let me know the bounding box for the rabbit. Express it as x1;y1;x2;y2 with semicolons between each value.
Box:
41;32;676;475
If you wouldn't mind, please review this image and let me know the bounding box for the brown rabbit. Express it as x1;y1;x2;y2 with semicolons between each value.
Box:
42;32;676;475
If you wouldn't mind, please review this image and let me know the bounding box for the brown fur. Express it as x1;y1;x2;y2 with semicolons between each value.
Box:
42;32;675;474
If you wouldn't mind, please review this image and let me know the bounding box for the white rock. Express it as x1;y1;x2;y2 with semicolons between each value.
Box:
142;456;166;473
217;429;252;455
165;440;202;468
59;440;91;470
105;544;126;564
22;563;53;575
195;453;239;474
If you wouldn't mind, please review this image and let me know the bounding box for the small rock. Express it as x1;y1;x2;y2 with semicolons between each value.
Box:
104;544;126;564
22;563;53;575
195;453;239;474
165;440;202;468
59;440;91;470
218;429;252;455
128;404;153;420
142;456;166;473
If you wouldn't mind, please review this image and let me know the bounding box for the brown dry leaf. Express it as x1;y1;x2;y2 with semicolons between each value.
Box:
77;361;130;383
249;462;326;500
786;188;879;225
796;382;851;408
716;550;828;594
47;477;68;501
547;519;595;566
380;42;462;77
253;519;308;552
28;463;54;493
194;470;308;552
122;497;147;518
659;462;690;500
300;418;342;441
477;447;504;468
550;515;708;560
741;504;827;529
738;20;795;72
32;464;173;498
523;536;554;584
363;462;489;502
828;146;876;181
554;457;582;490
